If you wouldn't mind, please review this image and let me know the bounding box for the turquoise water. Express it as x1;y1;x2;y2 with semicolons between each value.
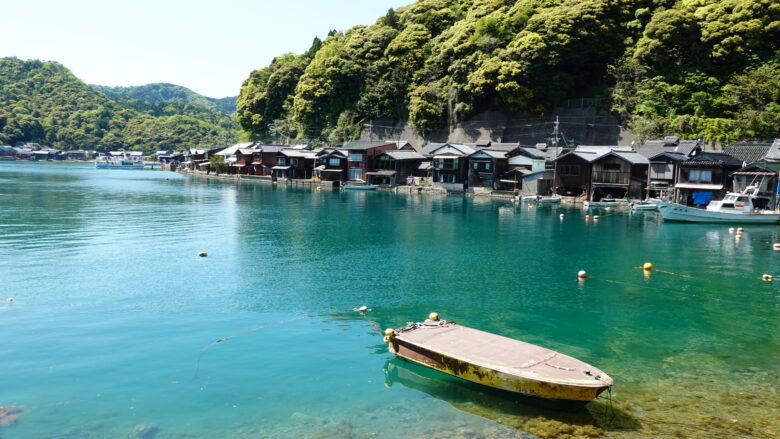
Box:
0;162;778;439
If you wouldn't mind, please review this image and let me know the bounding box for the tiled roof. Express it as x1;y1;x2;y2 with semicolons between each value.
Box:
682;152;744;167
765;139;780;162
637;139;700;158
382;151;425;160
724;142;773;164
420;143;448;157
341;140;395;150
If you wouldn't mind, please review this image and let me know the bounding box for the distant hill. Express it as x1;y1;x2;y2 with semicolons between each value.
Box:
0;57;238;153
92;83;236;114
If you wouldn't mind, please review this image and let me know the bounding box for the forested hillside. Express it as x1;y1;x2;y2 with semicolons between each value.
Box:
0;58;237;153
92;83;237;114
238;0;779;144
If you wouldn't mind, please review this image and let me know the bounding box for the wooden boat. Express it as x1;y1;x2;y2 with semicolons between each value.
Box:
344;185;378;190
384;317;613;401
518;195;562;205
659;192;780;223
584;200;619;208
629;202;658;211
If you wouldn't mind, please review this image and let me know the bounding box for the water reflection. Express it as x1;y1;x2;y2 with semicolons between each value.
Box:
383;358;641;438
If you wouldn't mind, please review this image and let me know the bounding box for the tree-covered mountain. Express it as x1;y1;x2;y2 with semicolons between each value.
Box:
0;57;238;153
238;0;779;144
91;83;236;114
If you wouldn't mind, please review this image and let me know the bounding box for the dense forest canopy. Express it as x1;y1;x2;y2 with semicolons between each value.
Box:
238;0;779;144
0;58;238;153
91;83;237;114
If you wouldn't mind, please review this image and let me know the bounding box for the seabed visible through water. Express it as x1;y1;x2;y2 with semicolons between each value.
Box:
0;162;778;439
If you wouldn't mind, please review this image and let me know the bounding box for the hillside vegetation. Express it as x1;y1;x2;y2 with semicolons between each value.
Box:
92;83;237;114
0;58;238;153
238;0;779;143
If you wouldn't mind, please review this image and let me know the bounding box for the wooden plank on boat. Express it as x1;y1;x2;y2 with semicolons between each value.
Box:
386;320;613;401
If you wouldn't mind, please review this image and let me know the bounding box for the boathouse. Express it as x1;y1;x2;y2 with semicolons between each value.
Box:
673;152;743;206
340;141;397;182
368;150;426;186
314;148;349;183
274;149;317;180
502;147;550;194
553;147;649;200
0;146;17;160
422;143;476;192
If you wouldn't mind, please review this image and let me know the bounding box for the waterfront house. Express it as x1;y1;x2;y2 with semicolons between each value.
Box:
368;150;427;185
725;140;780;209
314;148;349;183
247;144;286;176
673;152;743;206
467;149;508;191
32;149;62;161
63;150;88;160
646;152;687;199
340;140;397;182
503;147;552;194
274;149;317;180
423;143;476;191
553;146;649;200
0;146;17;160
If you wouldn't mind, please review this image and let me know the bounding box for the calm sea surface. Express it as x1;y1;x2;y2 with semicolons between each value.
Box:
0;162;778;439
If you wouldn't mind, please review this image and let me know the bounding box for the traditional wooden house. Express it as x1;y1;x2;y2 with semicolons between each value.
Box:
726;140;779;209
247;144;286;176
554;147;649;200
367;150;426;186
646;152;687;198
63;150;88;160
314;148;349;183
340;141;397;182
274;149;317;180
32;149;62;161
424;143;476;191
467;149;508;190
0;146;17;160
673;152;743;206
503;147;551;194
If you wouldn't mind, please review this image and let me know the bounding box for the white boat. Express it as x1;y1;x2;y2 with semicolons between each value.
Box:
95;152;144;169
518;195;561;205
659;192;780;224
630;202;658;211
343;184;378;191
584;200;619;208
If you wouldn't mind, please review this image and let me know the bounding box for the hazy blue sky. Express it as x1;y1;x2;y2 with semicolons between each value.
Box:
3;0;410;98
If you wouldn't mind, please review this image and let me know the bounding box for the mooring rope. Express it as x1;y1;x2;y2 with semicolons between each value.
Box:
193;315;310;379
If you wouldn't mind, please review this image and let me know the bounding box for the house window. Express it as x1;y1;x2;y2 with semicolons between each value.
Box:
435;158;458;169
559;165;580;176
348;153;363;162
689;169;712;183
651;163;670;175
472;161;491;171
329;158;340;167
277;157;287;165
376;158;394;170
439;174;457;183
349;168;363;181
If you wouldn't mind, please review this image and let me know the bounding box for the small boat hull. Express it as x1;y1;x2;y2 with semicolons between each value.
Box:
343;185;378;190
630;203;658;211
659;202;780;223
584;201;619;208
520;196;561;205
386;321;612;401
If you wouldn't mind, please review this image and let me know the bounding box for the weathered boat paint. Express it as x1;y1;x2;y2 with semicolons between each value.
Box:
386;322;612;401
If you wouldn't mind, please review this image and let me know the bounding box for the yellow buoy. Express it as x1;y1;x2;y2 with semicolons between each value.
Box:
428;312;439;321
384;328;395;336
643;262;653;271
198;251;208;257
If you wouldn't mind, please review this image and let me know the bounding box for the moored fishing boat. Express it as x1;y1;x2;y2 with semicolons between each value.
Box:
383;314;613;401
659;191;780;223
518;195;562;205
583;200;619;208
343;183;378;190
95;152;144;169
629;201;658;211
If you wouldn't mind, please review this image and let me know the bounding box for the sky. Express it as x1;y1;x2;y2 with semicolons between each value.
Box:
2;0;411;98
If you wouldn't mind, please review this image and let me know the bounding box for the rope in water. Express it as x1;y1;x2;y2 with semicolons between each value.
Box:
193;315;311;379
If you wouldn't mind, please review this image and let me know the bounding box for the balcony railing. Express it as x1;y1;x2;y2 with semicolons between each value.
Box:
592;171;630;184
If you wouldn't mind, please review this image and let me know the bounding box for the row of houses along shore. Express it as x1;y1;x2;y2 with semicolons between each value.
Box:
5;138;780;208
166;137;780;208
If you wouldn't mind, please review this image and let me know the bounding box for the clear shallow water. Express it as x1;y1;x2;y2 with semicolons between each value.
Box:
0;162;778;439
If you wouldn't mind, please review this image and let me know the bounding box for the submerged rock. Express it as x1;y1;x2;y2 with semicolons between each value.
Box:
133;423;160;439
0;405;21;427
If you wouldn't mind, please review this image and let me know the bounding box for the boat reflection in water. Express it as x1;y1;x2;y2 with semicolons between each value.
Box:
383;358;639;437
